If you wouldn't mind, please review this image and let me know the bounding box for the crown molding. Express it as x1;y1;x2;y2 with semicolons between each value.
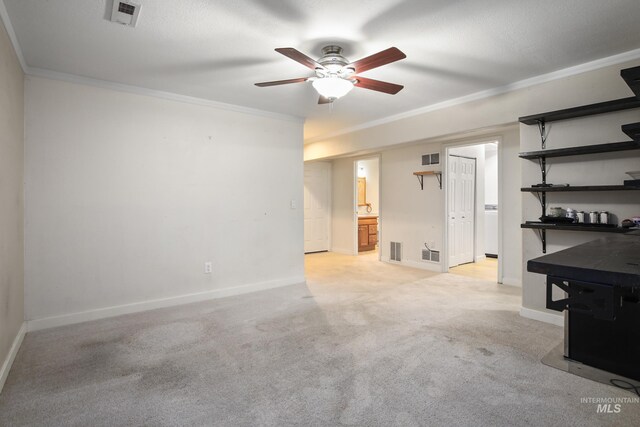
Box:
0;0;27;72
1;0;302;123
304;47;640;144
27;67;304;123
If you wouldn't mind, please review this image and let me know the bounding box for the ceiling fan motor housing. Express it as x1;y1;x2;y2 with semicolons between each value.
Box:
316;45;354;77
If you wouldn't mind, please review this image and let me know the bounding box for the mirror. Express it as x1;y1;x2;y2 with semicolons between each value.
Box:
357;177;367;206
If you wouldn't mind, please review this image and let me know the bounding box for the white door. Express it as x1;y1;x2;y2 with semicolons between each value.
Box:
304;162;330;253
448;155;475;267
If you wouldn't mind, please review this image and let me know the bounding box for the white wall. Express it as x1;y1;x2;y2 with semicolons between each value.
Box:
306;58;640;323
357;158;379;216
0;16;25;389
325;128;522;281
24;76;305;327
330;157;355;254
380;143;444;270
521;108;640;319
500;128;523;287
304;58;640;163
484;144;498;206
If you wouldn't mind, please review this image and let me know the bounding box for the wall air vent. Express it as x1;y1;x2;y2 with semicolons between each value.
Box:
422;248;440;263
110;1;141;27
422;153;440;166
390;242;402;262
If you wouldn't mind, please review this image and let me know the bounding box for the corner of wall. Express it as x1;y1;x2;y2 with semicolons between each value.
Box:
501;277;522;287
0;322;26;395
519;307;563;327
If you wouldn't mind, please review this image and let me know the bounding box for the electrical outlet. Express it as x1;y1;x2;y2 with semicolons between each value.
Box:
290;199;297;209
204;262;212;274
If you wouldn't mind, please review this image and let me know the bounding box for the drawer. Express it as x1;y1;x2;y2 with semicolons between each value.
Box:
358;218;378;226
368;224;377;235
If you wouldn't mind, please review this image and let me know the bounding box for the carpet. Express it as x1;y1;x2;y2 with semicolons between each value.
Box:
1;251;637;426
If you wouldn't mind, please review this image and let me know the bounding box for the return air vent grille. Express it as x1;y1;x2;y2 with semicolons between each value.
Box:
118;3;136;15
422;249;440;263
390;242;402;262
422;152;440;165
110;1;141;27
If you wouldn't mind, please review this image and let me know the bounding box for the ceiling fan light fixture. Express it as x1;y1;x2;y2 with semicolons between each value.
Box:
312;77;354;100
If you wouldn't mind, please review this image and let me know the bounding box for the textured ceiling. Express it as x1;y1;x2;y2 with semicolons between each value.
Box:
5;0;640;141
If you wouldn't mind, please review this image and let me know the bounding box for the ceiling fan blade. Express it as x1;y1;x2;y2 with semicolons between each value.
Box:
318;96;332;104
275;47;324;71
255;77;308;87
354;76;404;94
347;47;406;74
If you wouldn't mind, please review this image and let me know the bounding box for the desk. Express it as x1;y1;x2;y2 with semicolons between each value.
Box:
527;231;640;381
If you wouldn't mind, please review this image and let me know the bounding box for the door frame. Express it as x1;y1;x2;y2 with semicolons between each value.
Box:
352;155;382;258
442;138;504;283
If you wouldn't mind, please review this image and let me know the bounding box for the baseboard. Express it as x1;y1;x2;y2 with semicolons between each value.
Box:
27;276;305;332
474;255;487;262
0;322;26;395
382;258;442;273
520;307;564;327
501;276;522;287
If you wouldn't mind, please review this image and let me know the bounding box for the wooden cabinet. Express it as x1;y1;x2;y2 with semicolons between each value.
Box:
358;216;378;252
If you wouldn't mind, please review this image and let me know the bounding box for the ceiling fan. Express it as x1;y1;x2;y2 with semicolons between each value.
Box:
255;45;406;104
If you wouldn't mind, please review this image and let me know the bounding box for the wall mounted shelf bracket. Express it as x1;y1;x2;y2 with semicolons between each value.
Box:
413;171;442;190
537;120;548;149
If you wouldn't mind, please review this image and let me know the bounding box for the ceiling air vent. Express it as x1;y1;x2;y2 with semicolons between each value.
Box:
110;1;141;27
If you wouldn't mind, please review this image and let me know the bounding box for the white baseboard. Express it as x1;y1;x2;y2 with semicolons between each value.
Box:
27;276;305;332
474;255;487;262
520;307;564;327
0;322;26;395
382;258;442;273
501;276;522;287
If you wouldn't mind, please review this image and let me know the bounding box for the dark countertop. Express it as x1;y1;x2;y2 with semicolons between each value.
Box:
527;230;640;287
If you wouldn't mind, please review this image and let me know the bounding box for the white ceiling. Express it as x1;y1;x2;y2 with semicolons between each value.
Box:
4;0;640;142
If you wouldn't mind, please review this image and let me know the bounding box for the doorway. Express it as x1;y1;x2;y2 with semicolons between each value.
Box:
445;141;500;282
448;154;476;267
303;161;331;253
354;157;380;256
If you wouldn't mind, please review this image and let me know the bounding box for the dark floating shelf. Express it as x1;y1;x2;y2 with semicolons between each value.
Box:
521;222;635;233
520;65;640;253
521;185;640;192
518;97;640;125
622;122;640;141
519;140;640;159
621;66;640;98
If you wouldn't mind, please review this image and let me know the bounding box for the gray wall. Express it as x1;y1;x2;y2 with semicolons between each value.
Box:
0;17;24;379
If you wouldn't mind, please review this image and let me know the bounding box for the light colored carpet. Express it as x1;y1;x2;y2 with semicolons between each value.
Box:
449;257;498;282
1;251;638;426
